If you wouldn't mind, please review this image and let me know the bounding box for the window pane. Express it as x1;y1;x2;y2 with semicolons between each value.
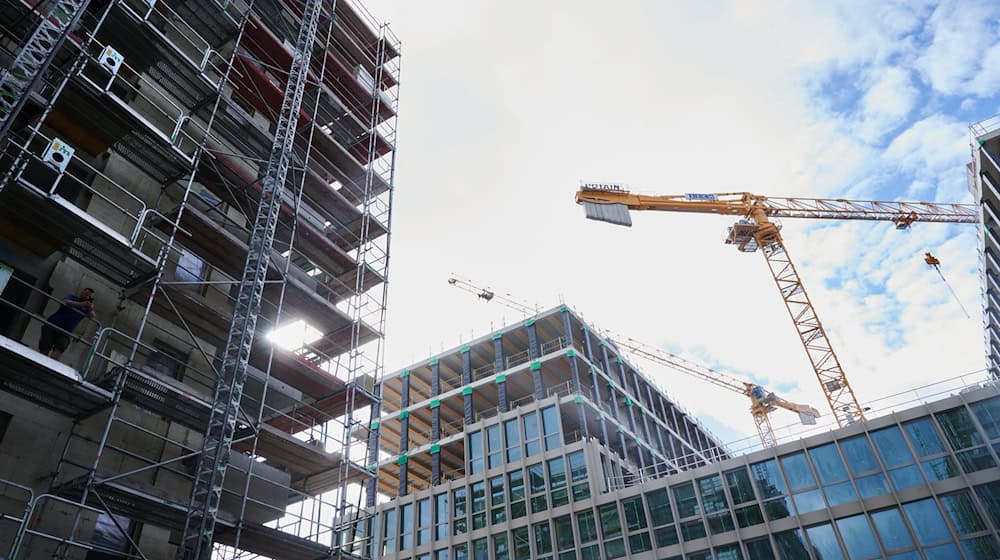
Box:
524;412;541;457
603;538;626;560
961;535;1000;560
974;481;1000;527
887;553;920;560
902;498;951;545
494;533;509;560
555;515;574;551
707;512;735;535
871;508;913;551
680;519;706;541
923;543;962;560
904;417;945;456
599;503;622;539
548;457;567;488
568;451;587;482
940;492;986;534
971;397;1000;439
823;481;857;507
534;521;552;555
454;544;468;560
752;459;787;498
921;455;960;481
870;426;914;468
622;496;647;531
764;498;793;521
542;405;561;450
774;529;810;560
698;474;729;513
716;543;745;560
628;532;652;555
855;473;889;499
735;504;764;528
809;443;848;484
672;482;700;518
473;538;488;560
513;526;530;560
653;525;679;547
888;465;924;491
468;431;483;474
490;476;505;506
835;515;879;559
417;499;431;545
579;545;600;560
805;523;844;560
780;452;816;490
936;407;983;450
687;550;712;560
792;489;824;514
956;446;997;473
577;510;598;543
505;419;522;463
487;424;502;468
645;488;674;525
746;537;777;560
508;470;525;501
436;548;450;560
725;468;757;504
840;436;878;474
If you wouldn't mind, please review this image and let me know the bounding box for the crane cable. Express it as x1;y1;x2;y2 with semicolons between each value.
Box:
924;252;971;318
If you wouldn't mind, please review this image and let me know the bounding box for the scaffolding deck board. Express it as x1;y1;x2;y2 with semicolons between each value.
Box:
0;335;112;417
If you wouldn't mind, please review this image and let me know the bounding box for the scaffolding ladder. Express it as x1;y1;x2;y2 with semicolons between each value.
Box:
174;0;324;556
0;0;89;136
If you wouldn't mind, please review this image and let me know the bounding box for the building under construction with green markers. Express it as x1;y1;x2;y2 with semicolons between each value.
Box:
0;0;399;557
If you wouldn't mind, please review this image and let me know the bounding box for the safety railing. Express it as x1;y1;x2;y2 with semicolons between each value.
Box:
0;479;33;559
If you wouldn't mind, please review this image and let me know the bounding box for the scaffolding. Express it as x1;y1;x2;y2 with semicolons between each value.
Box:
0;0;399;557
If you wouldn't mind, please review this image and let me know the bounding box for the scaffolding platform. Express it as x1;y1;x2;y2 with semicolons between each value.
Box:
217;523;332;560
0;335;112;417
0;177;158;288
94;366;215;432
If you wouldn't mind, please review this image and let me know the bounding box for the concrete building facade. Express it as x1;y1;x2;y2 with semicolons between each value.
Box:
0;0;399;557
971;116;1000;380
371;308;1000;560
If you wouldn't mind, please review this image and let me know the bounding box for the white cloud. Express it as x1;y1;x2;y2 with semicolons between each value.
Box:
914;0;1000;96
856;67;920;142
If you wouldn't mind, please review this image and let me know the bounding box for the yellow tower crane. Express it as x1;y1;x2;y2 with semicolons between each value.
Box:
447;276;821;447
575;186;979;428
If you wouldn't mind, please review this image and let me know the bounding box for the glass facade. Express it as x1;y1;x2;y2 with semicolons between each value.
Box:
377;392;1000;560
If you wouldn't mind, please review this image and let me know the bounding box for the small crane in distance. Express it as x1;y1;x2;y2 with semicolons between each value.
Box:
575;184;978;427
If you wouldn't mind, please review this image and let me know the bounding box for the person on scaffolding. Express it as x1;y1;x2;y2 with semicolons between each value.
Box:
38;287;95;361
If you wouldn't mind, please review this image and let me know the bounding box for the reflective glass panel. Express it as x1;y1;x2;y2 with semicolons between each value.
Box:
889;465;924;491
806;523;844;560
541;405;561;450
486;424;502;469
746;537;777;560
735;504;764;528
774;529;810;560
903;417;945;456
923;543;962;560
836;515;879;559
654;525;679;547
871;426;914;468
468;431;483;474
780;452;816;490
716;543;745;560
672;482;700;518
855;473;889;499
680;519;706;541
645;488;674;525
751;459;787;498
505;419;522;463
599;503;622;539
725;468;756;504
555;515;574;551
513;527;530;560
974;480;1000;527
939;492;986;534
961;535;1000;560
840;436;878;474
921;455;960;481
809;443;848;484
577;510;598;543
622;496;647;531
936;407;983;449
971;397;1000;439
871;508;913;551
956;446;996;473
793;489;824;514
902;498;951;545
534;521;552;555
698;474;729;513
823;481;857;506
523;412;541;457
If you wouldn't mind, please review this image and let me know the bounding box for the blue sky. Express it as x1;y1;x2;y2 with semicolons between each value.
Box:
364;0;995;447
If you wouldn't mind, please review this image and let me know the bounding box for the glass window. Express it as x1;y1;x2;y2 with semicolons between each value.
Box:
902;498;951;545
956;446;997;473
746;537;777;560
435;548;450;560
487;424;503;469
871;508;913;551
453;487;467;535
508;469;526;519
577;510;598;543
974;480;1000;527
599;503;622;539
672;482;700;518
653;525;679;547
921;455;960;481
774;529;810;560
940;492;986;534
417;498;431;545
468;431;484;474
887;552;920;560
513;526;531;560
735;504;764;528
763;497;793;521
542;405;562;450
473;537;488;560
792;489;824;514
382;509;396;553
645;488;674;525
725;468;756;504
454;543;468;560
698;474;729;513
961;535;1000;560
752;459;787;498
555;514;574;552
805;523;844;560
716;543;745;560
687;550;712;560
971;397;1000;439
434;493;448;541
680;519;706;541
836;515;879;559
628;532;652;555
809;443;848;484
579;545;600;560
568;451;589;501
524;411;541;457
903;417;945;456
707;512;735;535
923;543;962;560
529;463;547;513
622;496;647;531
534;521;553;555
493;533;509;560
399;503;413;550
490;476;506;525
888;465;924;491
840;436;878;474
855;473;889;499
548;457;568;508
780;452;816;490
505;418;522;463
823;481;857;506
603;538;626;560
471;481;486;530
871;426;914;468
936;407;984;450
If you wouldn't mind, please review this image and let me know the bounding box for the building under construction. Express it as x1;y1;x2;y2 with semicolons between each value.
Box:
971;116;1000;381
0;0;399;557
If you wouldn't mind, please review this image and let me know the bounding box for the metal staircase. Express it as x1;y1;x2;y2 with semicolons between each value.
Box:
0;0;90;136
174;0;324;557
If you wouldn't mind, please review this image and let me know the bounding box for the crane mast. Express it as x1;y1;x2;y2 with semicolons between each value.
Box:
576;186;978;428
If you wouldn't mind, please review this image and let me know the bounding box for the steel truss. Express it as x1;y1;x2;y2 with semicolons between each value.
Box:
0;0;400;558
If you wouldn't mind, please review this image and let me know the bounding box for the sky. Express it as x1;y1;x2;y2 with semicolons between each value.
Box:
360;0;997;448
